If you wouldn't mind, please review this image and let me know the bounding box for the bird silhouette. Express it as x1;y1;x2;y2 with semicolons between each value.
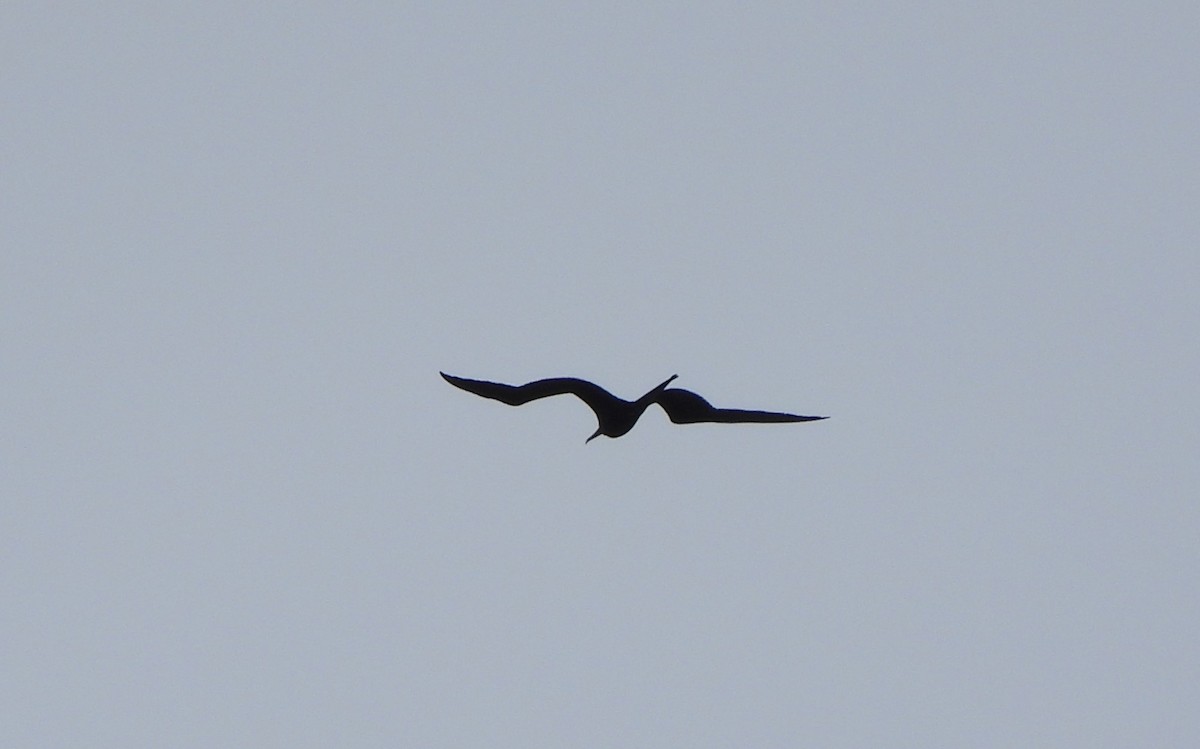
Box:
440;372;826;442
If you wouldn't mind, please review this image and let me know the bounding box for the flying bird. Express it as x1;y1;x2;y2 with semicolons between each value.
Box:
440;372;826;442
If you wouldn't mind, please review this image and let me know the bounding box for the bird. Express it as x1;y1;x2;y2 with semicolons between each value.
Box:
440;372;827;443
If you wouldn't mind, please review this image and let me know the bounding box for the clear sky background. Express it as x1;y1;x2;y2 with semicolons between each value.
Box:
4;4;1197;747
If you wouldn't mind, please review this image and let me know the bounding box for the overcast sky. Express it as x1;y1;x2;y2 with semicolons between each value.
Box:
4;3;1198;747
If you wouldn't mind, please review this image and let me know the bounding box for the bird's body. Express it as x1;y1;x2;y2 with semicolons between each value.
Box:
440;372;826;442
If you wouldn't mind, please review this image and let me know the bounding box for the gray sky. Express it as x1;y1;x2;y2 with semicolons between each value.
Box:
4;3;1198;746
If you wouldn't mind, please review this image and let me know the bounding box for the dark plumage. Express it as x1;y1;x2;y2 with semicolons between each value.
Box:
441;372;826;442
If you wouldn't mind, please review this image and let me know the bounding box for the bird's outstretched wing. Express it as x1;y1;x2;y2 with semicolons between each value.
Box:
440;372;625;416
654;387;827;424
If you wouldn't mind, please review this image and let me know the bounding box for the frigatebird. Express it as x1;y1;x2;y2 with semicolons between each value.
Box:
440;372;827;442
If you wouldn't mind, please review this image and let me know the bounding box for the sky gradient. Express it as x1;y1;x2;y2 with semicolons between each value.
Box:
4;4;1198;746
